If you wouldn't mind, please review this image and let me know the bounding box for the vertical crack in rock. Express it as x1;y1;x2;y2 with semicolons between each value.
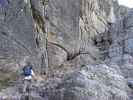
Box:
29;0;49;74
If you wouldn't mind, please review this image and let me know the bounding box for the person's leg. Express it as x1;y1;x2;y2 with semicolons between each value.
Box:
26;79;32;93
23;80;28;93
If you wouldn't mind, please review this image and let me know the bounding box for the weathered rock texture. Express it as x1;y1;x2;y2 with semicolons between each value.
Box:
0;0;47;74
43;64;128;100
0;0;132;99
0;64;129;100
105;8;133;79
46;0;120;69
0;0;123;73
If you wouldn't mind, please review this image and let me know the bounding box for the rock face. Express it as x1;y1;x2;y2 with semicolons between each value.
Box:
0;0;124;73
0;0;132;99
46;0;81;68
0;0;45;73
0;0;35;57
0;64;128;100
46;0;119;68
46;0;80;52
44;64;128;100
105;9;133;79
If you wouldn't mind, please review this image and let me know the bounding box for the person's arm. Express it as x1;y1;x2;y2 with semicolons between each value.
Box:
31;69;37;81
31;70;35;76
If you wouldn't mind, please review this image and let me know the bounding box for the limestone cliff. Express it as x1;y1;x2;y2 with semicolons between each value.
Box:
0;0;123;74
0;0;132;100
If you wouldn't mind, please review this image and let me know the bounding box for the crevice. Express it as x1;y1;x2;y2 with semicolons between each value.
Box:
48;41;96;61
41;54;46;74
30;0;49;74
35;38;39;48
48;41;74;61
1;31;8;36
30;4;45;33
48;41;69;54
67;52;80;61
67;51;97;61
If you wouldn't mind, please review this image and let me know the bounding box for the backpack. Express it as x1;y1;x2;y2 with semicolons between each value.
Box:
23;66;32;76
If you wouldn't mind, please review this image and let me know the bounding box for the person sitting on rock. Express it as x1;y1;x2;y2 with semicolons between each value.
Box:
22;61;35;93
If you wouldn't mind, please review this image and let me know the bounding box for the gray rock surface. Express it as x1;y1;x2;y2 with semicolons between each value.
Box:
0;0;41;73
0;0;132;99
105;9;133;79
0;64;129;100
0;0;124;72
48;64;128;100
0;0;49;74
46;0;119;68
